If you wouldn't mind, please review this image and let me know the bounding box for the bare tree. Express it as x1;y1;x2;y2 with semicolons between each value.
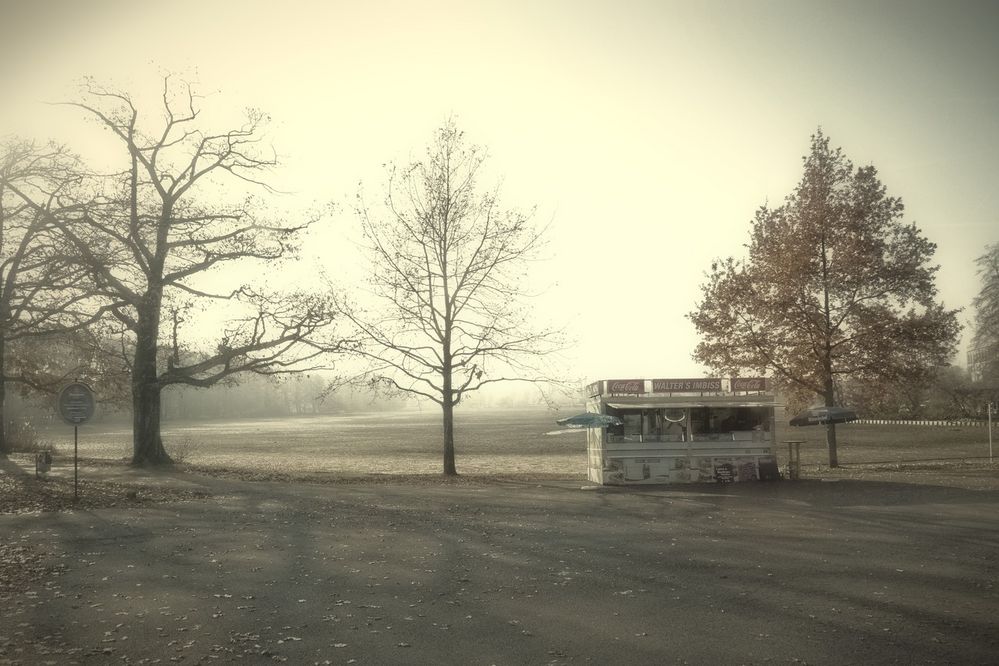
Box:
0;139;109;453
6;77;340;465
339;121;563;475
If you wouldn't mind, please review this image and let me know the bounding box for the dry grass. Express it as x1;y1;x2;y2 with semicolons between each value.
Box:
27;408;999;488
0;455;212;515
36;408;589;477
778;420;995;465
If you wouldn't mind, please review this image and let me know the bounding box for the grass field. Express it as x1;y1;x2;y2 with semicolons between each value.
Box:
32;407;998;481
775;418;995;465
37;408;590;477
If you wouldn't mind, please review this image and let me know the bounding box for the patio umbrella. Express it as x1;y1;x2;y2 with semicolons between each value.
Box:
789;406;859;426
555;412;623;429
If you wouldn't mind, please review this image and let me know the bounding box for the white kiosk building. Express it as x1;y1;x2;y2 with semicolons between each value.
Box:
585;377;781;485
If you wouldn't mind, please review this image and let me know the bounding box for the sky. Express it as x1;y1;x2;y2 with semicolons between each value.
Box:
1;0;996;387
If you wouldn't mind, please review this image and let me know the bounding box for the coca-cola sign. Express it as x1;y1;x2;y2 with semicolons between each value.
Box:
652;378;722;392
606;379;645;394
731;377;767;392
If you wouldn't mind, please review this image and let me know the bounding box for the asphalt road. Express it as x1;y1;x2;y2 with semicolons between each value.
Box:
3;473;998;665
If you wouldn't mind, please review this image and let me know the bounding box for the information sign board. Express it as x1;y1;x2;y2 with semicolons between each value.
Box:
58;383;96;425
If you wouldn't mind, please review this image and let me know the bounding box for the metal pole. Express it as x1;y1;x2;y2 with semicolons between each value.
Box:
989;402;994;464
74;425;79;501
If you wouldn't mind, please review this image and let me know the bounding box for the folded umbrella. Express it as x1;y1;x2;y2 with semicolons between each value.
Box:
789;406;858;426
555;412;623;429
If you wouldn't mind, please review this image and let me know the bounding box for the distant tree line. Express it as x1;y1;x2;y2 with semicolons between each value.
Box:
2;330;414;419
160;375;416;420
838;367;994;422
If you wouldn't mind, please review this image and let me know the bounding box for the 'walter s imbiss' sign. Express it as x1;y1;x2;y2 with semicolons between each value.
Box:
652;378;722;392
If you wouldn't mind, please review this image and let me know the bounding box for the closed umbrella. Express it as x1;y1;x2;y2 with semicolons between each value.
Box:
789;406;858;426
555;413;623;429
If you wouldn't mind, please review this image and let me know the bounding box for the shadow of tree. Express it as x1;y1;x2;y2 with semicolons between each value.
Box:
3;477;997;664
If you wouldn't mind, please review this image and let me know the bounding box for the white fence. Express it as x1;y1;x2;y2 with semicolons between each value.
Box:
854;418;987;428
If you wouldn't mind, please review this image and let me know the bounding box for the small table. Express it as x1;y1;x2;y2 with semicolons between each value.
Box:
783;440;805;480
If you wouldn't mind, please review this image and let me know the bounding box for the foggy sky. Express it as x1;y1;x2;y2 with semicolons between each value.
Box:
1;0;996;383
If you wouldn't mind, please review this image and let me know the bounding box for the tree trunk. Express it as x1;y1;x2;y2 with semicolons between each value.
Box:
131;304;171;466
441;360;458;476
0;336;7;456
819;229;838;467
132;377;170;465
442;395;457;476
824;379;839;468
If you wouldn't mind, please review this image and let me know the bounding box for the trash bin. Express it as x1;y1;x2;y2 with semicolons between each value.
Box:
758;458;782;481
35;450;52;477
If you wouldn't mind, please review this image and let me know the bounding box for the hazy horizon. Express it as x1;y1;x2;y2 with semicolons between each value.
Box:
2;0;996;383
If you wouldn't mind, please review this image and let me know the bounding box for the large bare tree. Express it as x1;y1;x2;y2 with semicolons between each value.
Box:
339;122;562;475
689;131;959;466
6;78;339;465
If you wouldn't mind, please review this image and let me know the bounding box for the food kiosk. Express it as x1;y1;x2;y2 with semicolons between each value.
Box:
585;377;780;485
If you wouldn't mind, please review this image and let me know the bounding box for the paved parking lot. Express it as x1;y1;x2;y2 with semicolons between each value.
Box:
2;470;999;664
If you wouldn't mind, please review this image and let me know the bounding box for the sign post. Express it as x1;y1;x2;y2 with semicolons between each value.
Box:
989;402;996;464
58;382;96;501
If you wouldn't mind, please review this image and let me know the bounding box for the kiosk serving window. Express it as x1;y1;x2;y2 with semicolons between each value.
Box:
690;407;770;440
607;408;688;443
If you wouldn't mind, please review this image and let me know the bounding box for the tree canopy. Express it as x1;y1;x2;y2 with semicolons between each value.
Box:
971;243;999;385
689;130;959;466
0;139;110;452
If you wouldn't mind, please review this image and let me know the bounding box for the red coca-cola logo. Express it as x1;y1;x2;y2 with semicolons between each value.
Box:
608;379;644;393
731;377;767;391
